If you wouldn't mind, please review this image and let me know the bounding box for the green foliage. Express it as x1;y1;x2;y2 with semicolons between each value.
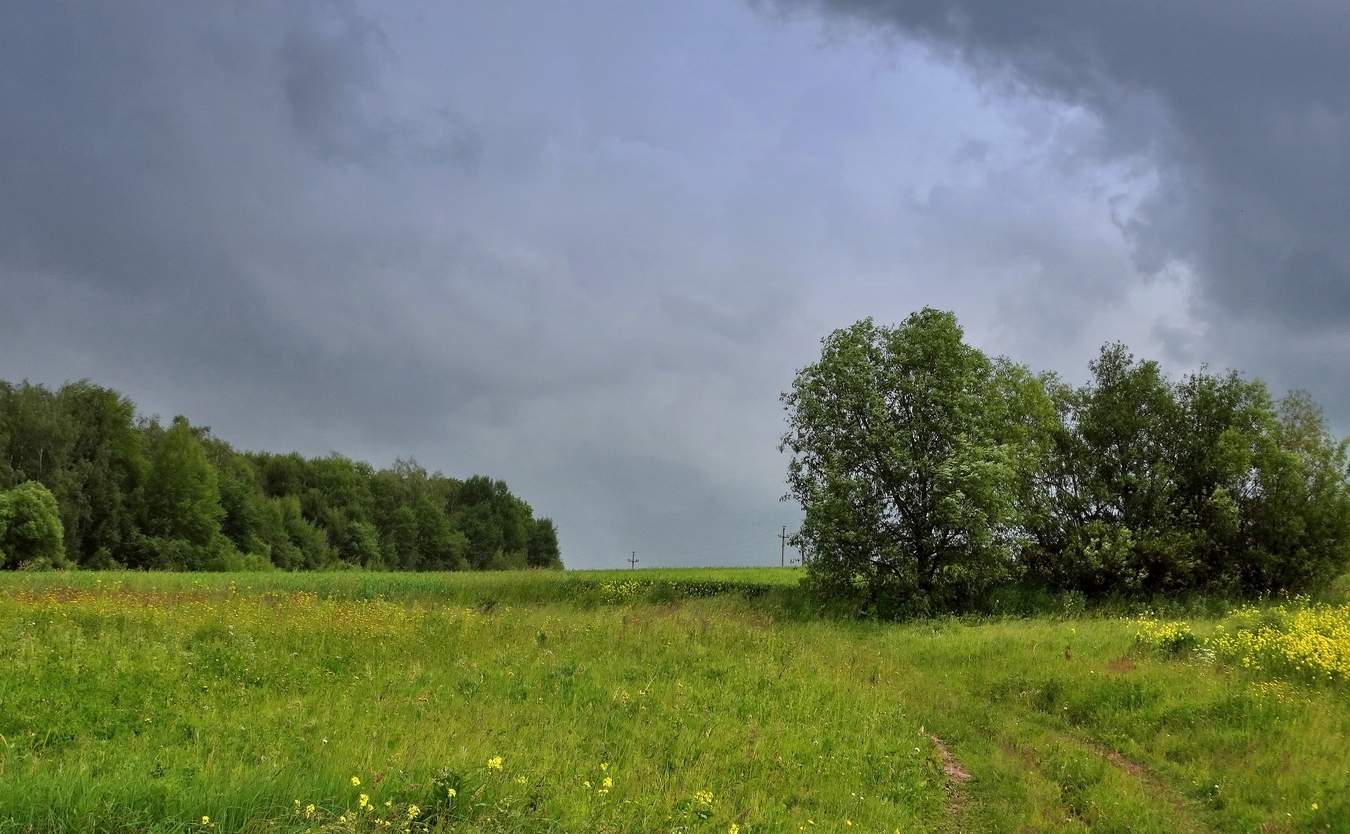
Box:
0;380;145;565
0;380;562;571
143;416;225;547
452;475;536;569
1027;349;1350;597
527;517;561;568
0;480;65;569
787;311;1350;612
782;309;1054;615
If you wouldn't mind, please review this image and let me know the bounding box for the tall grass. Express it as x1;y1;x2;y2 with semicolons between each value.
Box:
1;570;1348;832
0;567;803;603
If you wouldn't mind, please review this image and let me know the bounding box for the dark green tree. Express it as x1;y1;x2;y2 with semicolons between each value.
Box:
1242;392;1350;592
527;517;562;569
138;417;225;567
1028;345;1182;594
206;441;273;558
414;495;468;570
0;379;560;573
272;495;335;569
57;382;146;567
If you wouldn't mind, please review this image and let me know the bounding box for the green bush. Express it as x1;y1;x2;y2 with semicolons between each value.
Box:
0;480;65;569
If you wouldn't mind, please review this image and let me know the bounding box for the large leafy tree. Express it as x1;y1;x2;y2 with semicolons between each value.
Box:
415;496;469;570
0;480;65;569
1163;367;1276;591
141;416;225;549
452;475;534;569
1244;391;1350;592
0;381;145;567
527;517;562;569
1027;345;1182;594
213;451;272;558
1028;352;1350;597
57;382;146;566
782;309;1053;614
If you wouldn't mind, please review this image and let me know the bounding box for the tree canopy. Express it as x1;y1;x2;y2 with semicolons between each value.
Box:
784;309;1350;614
781;310;1054;615
0;379;563;571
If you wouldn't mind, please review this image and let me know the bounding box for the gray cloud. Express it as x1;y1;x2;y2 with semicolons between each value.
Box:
3;0;1343;567
774;0;1350;414
280;4;392;161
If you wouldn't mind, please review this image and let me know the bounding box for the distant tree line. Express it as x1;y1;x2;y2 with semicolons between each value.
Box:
783;309;1350;616
0;380;562;571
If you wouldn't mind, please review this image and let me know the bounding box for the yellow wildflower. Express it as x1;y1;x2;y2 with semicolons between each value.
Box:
407;804;421;819
359;794;369;809
351;775;361;787
487;755;504;771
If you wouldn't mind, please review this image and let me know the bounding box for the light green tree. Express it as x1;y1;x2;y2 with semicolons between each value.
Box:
781;309;1053;615
142;416;224;547
0;480;65;569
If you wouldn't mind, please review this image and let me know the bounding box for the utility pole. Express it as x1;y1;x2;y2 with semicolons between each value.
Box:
779;525;788;567
628;550;639;570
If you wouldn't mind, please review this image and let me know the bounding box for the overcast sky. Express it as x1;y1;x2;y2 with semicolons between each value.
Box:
4;1;1347;568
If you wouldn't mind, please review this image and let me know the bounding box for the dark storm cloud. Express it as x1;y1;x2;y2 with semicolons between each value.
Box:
5;0;1346;566
279;4;392;161
0;2;498;410
277;5;482;167
0;2;497;451
2;0;827;566
775;0;1350;412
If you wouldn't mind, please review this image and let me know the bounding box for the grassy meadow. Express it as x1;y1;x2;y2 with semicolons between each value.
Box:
2;570;1349;833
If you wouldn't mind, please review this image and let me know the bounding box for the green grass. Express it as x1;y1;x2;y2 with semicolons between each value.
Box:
0;567;805;602
1;570;1347;833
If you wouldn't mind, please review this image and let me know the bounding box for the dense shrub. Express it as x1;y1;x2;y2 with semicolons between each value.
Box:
0;480;65;569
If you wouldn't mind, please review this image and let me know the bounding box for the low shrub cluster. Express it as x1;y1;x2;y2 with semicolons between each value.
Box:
1133;616;1199;654
0;480;64;569
1136;602;1350;685
1209;603;1350;683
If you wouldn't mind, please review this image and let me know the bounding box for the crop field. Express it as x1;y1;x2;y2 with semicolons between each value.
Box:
3;571;1349;834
